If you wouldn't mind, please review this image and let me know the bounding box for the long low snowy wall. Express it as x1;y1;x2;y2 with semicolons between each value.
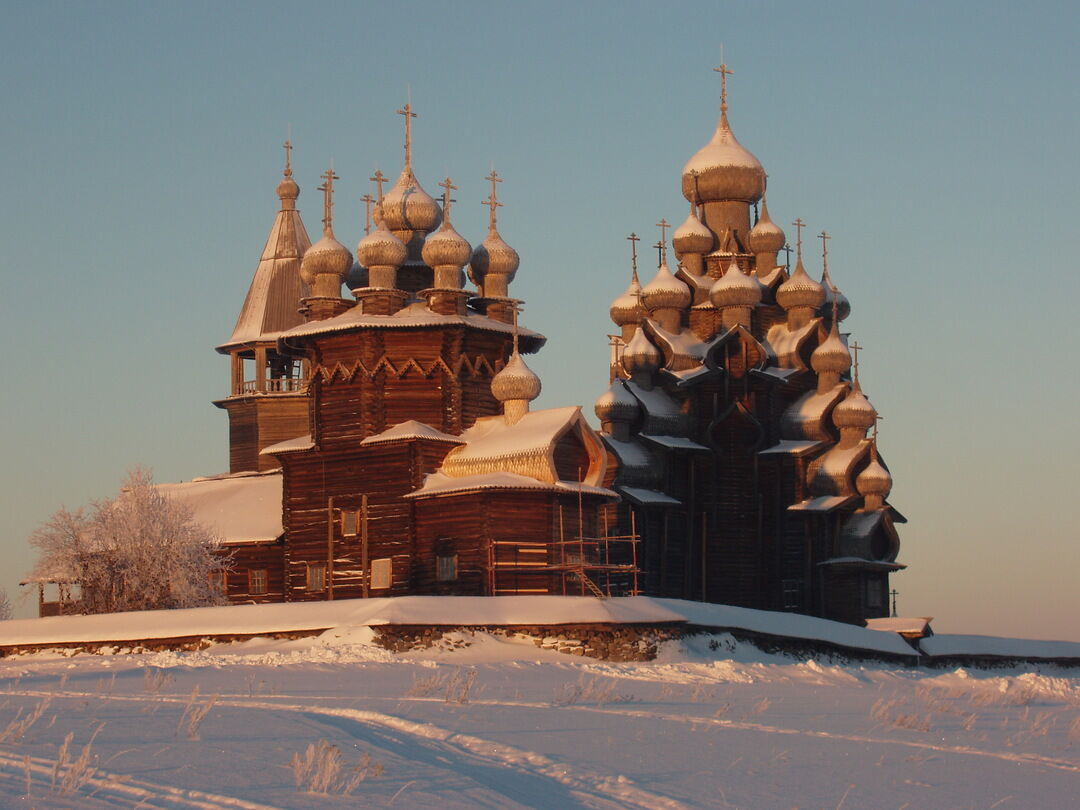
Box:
0;597;1076;665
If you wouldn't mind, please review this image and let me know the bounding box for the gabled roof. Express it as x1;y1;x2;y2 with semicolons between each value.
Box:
359;420;465;446
405;471;615;500
155;471;283;544
217;205;312;352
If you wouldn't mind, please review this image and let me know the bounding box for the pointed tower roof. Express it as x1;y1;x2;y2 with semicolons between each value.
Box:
218;141;313;352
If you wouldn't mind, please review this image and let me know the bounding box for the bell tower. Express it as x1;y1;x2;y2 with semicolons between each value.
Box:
214;141;314;473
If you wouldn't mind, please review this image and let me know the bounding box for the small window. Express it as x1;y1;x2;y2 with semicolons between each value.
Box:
248;569;268;595
370;558;393;590
782;579;801;610
341;510;359;537
306;563;327;592
866;579;883;609
436;553;458;582
208;570;227;595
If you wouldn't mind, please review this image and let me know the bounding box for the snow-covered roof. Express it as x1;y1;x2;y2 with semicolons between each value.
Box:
624;380;684;434
405;472;616;500
808;439;870;497
278;300;546;350
155;471;283;545
920;633;1080;660
439;407;592;482
816;557;906;571
640;434;709;452
780;383;847;442
787;495;855;513
259;434;314;455
359;420;464;446
758;439;824;457
765;318;820;371
616;486;682;506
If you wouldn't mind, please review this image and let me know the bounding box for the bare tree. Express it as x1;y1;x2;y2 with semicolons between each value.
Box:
29;469;230;614
0;589;12;621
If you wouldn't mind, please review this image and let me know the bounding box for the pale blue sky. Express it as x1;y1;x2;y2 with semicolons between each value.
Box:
2;1;1078;639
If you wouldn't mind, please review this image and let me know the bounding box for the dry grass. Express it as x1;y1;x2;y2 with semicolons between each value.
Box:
405;668;478;704
177;687;218;740
291;739;384;795
0;698;50;743
553;676;635;707
143;667;173;694
870;698;932;733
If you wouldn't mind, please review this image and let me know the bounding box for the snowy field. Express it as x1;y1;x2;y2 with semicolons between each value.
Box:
0;627;1076;809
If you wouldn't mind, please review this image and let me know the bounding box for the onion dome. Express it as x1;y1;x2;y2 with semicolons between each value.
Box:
594;380;641;424
470;225;520;284
357;221;407;269
277;175;299;202
681;113;765;204
673;203;713;257
621;327;662;376
379;166;442;234
345;261;368;291
491;350;541;403
710;260;762;309
856;444;892;500
748;197;785;254
832;380;877;432
822;273;852;322
610;272;646;327
776;257;825;311
422;217;472;269
300;232;352;285
641;263;691;312
811;321;851;376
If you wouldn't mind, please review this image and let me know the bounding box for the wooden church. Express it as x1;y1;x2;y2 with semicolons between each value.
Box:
162;67;902;624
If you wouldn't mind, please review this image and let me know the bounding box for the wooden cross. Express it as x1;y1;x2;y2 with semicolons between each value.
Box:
627;232;640;279
889;589;899;618
370;169;387;202
283;139;293;177
792;217;805;260
653;240;664;267
482;168;503;230
850;340;862;383
438;176;457;218
819;230;831;271
656;218;670;264
317;167;340;233
873;413;884;441
781;242;793;271
397;101;417;168
713;60;733;114
360;193;374;235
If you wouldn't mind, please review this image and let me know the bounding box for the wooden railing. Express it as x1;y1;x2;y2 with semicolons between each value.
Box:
236;377;306;395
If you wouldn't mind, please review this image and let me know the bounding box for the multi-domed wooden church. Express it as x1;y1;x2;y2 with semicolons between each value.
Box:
162;66;902;625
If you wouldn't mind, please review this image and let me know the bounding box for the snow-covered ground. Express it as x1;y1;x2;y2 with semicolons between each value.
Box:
0;627;1076;809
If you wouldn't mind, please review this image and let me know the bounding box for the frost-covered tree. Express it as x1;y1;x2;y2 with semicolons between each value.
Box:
29;468;230;614
0;588;12;621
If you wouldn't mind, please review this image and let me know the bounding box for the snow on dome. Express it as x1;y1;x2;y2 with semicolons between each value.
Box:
609;274;646;327
832;382;877;432
680;115;765;204
300;233;352;285
776;258;826;312
357;221;407;270
594;379;642;424
856;449;892;500
710;260;762;309
422;218;472;270
641;263;691;312
811;323;851;376
621;326;662;376
748;198;785;254
470;228;520;284
672;203;714;257
379;167;442;234
490;351;542;403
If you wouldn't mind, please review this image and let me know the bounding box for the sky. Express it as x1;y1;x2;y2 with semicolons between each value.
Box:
2;0;1078;639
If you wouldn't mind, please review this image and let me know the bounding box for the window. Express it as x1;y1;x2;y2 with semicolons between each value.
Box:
341;510;359;537
866;579;883;609
370;558;393;590
306;563;327;592
436;553;458;582
782;579;801;610
248;569;268;595
208;570;227;595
